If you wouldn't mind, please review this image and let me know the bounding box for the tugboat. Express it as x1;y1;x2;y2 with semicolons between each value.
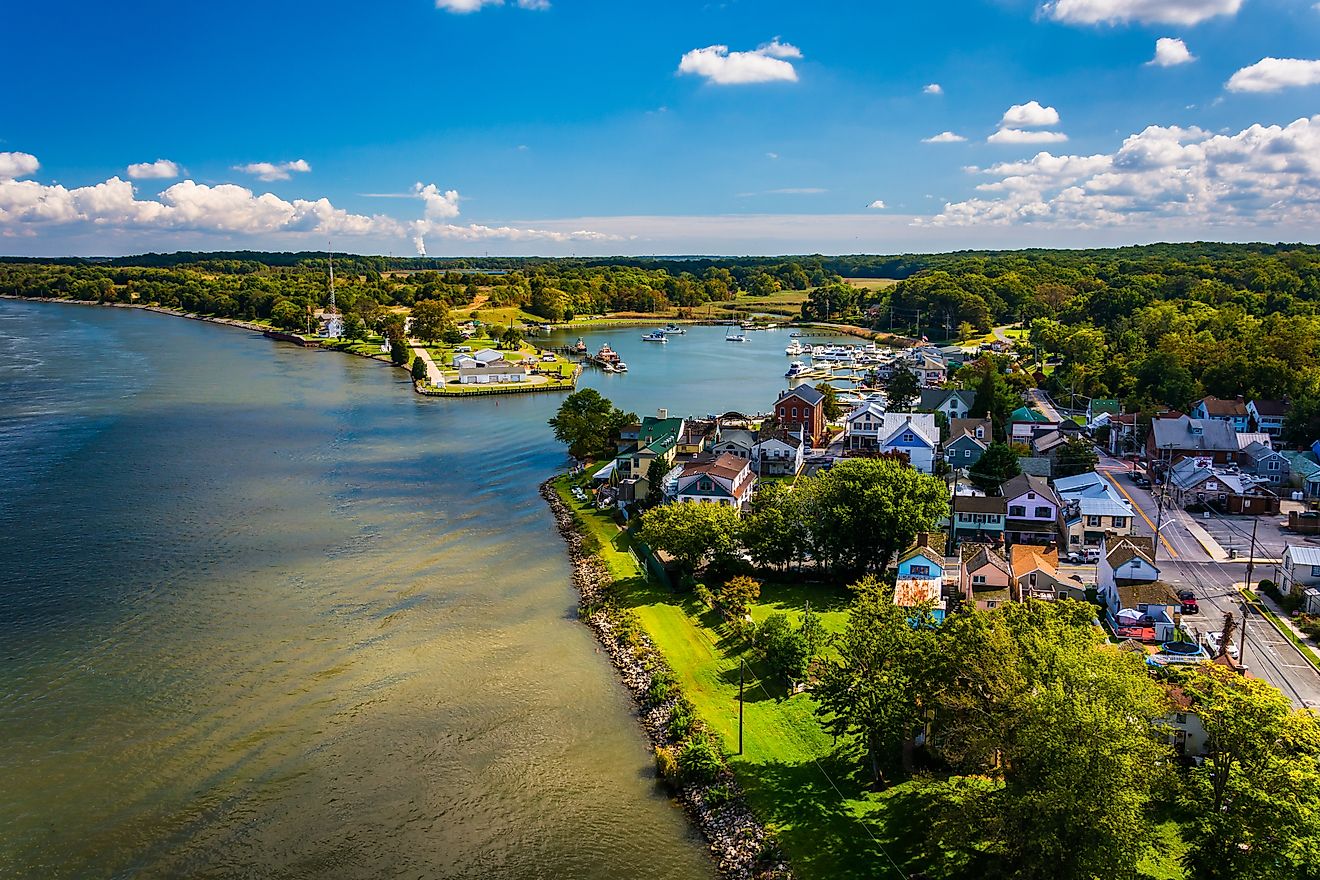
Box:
641;330;668;343
573;337;587;354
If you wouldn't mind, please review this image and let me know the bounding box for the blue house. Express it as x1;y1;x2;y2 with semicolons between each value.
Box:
894;533;947;622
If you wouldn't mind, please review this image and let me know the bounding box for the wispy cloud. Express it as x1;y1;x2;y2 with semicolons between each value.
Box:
434;0;547;13
233;159;311;182
1042;0;1242;26
867;200;887;209
923;83;943;95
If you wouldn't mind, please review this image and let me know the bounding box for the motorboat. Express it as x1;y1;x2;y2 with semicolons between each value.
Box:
641;330;668;343
616;361;629;372
789;331;802;338
785;340;806;356
573;337;587;354
725;332;747;342
785;361;808;378
662;324;686;335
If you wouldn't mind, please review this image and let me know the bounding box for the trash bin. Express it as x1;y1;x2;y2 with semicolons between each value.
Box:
1229;549;1238;559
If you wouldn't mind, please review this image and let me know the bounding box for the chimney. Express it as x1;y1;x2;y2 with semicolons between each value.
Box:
915;532;930;549
657;408;668;419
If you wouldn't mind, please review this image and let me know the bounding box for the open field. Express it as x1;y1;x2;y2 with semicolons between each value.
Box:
843;278;899;291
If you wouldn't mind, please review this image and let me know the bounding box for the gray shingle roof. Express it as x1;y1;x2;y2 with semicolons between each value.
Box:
1150;415;1240;453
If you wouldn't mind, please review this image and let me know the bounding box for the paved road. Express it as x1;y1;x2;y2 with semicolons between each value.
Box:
1094;449;1320;708
411;345;443;385
1026;386;1064;424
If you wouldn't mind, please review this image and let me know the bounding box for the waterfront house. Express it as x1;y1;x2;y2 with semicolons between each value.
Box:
614;416;684;505
751;429;806;477
1241;440;1289;488
673;453;757;510
774;384;827;448
951;493;1008;543
844;401;887;452
1000;473;1061;546
1147;415;1242;469
959;543;1013;610
917;388;975;421
894;533;947;622
457;358;528;385
709;427;757;461
1191;396;1250;434
877;412;939;474
1009;544;1077;601
317;309;344;338
1009;406;1059;444
1279;544;1320;597
1247;399;1288;438
916;356;948;388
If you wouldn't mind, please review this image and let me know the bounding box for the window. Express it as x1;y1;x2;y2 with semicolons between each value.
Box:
1174;712;1188;724
964;449;971;458
975;428;984;438
959;513;970;522
1070;535;1080;545
1112;517;1127;529
1268;460;1280;471
1310;565;1320;578
1086;516;1102;527
1035;506;1052;518
902;433;915;443
792;407;798;419
1027;492;1036;500
910;564;931;577
1009;505;1026;517
972;575;986;585
779;407;786;418
985;600;999;609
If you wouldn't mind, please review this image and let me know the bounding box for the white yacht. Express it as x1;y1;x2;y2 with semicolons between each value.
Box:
785;360;808;378
726;332;747;342
785;340;806;356
641;330;668;343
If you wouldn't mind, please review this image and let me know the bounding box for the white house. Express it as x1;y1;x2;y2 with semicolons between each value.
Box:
751;429;806;476
673;453;757;510
877;412;939;474
709;427;758;461
458;359;526;384
844;401;887;452
1280;544;1320;596
1097;535;1160;599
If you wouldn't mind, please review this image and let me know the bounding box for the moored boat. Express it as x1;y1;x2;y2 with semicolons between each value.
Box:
641;331;668;343
662;324;686;335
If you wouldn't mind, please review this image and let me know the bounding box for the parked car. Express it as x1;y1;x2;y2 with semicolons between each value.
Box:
1134;474;1151;489
1202;629;1239;659
1084;547;1101;563
1177;589;1199;615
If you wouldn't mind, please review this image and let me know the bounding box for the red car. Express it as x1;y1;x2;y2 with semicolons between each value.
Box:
1177;589;1199;614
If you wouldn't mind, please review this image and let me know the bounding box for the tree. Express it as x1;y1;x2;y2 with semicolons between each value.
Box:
1052;437;1099;477
410;299;456;342
635;502;742;573
958;321;976;341
740;481;807;571
815;382;844;421
929;601;1171;880
411;355;428;383
547;389;633;460
815;576;939;784
1284;394;1320;447
805;457;948;573
1180;664;1320;880
714;575;761;619
271;300;303;330
969;356;1019;438
498;326;524;350
968;442;1021;491
343;314;367;340
389;332;410;366
885;363;921;411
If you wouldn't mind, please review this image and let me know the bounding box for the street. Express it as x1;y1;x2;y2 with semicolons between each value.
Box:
1094;449;1320;709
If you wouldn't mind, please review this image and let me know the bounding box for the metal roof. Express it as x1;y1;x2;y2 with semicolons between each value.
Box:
1286;545;1320;567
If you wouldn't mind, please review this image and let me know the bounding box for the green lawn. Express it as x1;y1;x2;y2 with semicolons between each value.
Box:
551;475;1188;880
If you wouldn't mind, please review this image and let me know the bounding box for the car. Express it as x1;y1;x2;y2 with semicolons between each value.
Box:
1065;551;1084;564
1176;589;1200;614
1203;629;1239;659
1134;475;1151;489
1083;547;1101;563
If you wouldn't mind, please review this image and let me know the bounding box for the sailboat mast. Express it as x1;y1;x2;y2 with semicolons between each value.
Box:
327;245;336;311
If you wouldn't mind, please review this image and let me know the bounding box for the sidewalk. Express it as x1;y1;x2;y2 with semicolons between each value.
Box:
1183;518;1230;562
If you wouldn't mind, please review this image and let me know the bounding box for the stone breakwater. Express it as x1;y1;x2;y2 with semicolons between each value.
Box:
539;479;791;880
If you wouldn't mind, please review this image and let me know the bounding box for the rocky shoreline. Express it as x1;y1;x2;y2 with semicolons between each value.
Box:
539;478;791;880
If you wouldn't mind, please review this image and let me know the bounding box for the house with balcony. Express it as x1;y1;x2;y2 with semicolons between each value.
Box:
613;415;684;505
1191;396;1250;433
1009;406;1059;444
1054;471;1135;550
1000;473;1061;546
844;401;887;452
751;429;806;476
959;543;1012;610
1247;399;1289;438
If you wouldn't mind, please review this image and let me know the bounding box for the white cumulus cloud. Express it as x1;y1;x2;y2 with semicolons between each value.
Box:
988;129;1070;144
1226;57;1320;93
435;0;547;11
126;159;182;179
926;115;1320;229
1149;37;1195;67
1042;0;1242;25
233;159;312;182
923;131;968;143
0;152;40;180
1001;101;1061;128
677;41;801;85
867;200;887;209
923;83;943;95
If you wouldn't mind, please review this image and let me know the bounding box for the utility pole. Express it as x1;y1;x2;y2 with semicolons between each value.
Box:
1239;598;1250;663
1244;514;1260;596
1152;445;1168;564
738;659;745;755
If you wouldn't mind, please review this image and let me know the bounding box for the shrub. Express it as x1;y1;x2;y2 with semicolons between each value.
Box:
667;697;699;741
654;746;679;782
646;669;677;707
678;736;724;784
704;783;736;809
613;610;645;649
693;582;714;610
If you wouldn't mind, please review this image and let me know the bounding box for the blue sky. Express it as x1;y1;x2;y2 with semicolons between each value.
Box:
3;0;1320;256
